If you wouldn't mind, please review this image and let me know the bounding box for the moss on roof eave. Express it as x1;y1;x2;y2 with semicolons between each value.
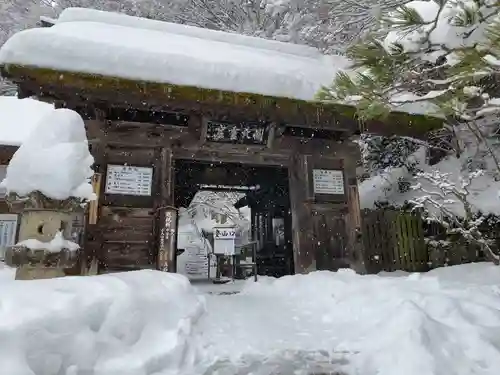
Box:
1;63;444;132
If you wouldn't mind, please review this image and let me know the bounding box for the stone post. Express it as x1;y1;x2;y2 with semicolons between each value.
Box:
3;191;81;280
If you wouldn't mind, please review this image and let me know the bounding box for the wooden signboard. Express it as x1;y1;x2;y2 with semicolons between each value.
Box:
0;214;18;260
105;165;153;196
158;207;178;272
205;120;269;145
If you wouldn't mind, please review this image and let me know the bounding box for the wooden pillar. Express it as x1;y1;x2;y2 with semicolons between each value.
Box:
347;184;366;274
81;108;108;275
341;144;366;274
155;147;177;272
288;154;315;273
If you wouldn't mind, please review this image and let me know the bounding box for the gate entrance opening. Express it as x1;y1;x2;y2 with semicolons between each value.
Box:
174;159;293;278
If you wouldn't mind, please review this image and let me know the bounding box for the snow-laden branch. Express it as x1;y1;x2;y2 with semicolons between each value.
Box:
410;169;500;264
321;0;500;123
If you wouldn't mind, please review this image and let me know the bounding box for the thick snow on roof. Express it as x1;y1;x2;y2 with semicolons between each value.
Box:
0;9;349;101
0;96;54;146
56;8;322;59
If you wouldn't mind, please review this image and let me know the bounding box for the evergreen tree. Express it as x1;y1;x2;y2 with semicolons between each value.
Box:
319;0;500;123
319;0;500;263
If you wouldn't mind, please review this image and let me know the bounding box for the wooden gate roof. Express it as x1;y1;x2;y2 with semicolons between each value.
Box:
0;8;444;136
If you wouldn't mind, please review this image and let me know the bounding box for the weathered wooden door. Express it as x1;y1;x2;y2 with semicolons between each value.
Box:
288;152;360;273
311;207;349;271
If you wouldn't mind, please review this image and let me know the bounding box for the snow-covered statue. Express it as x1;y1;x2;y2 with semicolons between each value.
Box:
1;108;96;279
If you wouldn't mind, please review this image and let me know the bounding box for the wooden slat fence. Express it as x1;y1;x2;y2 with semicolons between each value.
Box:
361;209;428;273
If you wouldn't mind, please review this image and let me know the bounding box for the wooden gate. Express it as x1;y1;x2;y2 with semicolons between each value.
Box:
361;209;427;273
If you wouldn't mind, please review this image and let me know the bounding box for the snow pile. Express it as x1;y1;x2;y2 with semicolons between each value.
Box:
0;271;206;375
1;108;95;201
0;96;54;146
17;231;80;253
0;13;349;102
216;263;500;375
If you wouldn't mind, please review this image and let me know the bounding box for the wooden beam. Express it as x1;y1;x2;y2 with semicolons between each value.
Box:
20;81;360;133
173;147;290;166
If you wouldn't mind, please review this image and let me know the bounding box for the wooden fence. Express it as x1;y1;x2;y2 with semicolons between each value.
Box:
361;209;428;273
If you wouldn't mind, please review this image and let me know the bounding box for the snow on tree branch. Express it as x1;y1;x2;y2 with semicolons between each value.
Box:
319;0;500;122
410;168;500;264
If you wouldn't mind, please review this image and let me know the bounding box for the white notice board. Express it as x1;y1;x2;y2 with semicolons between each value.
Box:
313;169;345;195
105;165;153;196
0;214;18;260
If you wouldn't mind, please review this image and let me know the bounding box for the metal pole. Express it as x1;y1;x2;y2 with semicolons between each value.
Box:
253;242;258;282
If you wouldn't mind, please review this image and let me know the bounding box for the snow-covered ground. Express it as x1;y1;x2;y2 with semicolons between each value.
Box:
0;269;205;375
2;263;500;375
0;261;15;281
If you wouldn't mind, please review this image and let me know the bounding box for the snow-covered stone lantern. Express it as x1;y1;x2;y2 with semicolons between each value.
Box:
1;108;96;280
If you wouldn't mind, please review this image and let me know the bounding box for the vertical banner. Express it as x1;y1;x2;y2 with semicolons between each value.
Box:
157;207;178;272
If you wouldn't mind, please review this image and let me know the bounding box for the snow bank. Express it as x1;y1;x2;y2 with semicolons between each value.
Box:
0;271;206;375
239;263;500;375
0;16;348;101
1;108;95;201
0;96;54;146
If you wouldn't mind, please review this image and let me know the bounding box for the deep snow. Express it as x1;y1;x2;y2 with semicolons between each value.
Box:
2;263;500;375
0;270;205;375
195;264;500;375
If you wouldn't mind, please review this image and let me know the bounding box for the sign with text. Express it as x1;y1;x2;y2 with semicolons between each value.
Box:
213;226;237;256
214;227;236;240
105;165;153;196
0;214;18;260
313;169;345;195
206;120;269;145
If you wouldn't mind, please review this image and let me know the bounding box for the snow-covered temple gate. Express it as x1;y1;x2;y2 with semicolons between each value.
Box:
0;11;443;275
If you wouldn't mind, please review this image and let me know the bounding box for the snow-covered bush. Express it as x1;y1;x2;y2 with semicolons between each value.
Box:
410;169;500;264
358;133;420;176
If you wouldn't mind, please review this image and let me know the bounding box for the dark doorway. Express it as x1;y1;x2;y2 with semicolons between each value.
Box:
174;159;294;277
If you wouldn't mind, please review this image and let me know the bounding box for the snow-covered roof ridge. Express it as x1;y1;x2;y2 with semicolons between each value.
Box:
56;7;325;60
0;11;349;102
